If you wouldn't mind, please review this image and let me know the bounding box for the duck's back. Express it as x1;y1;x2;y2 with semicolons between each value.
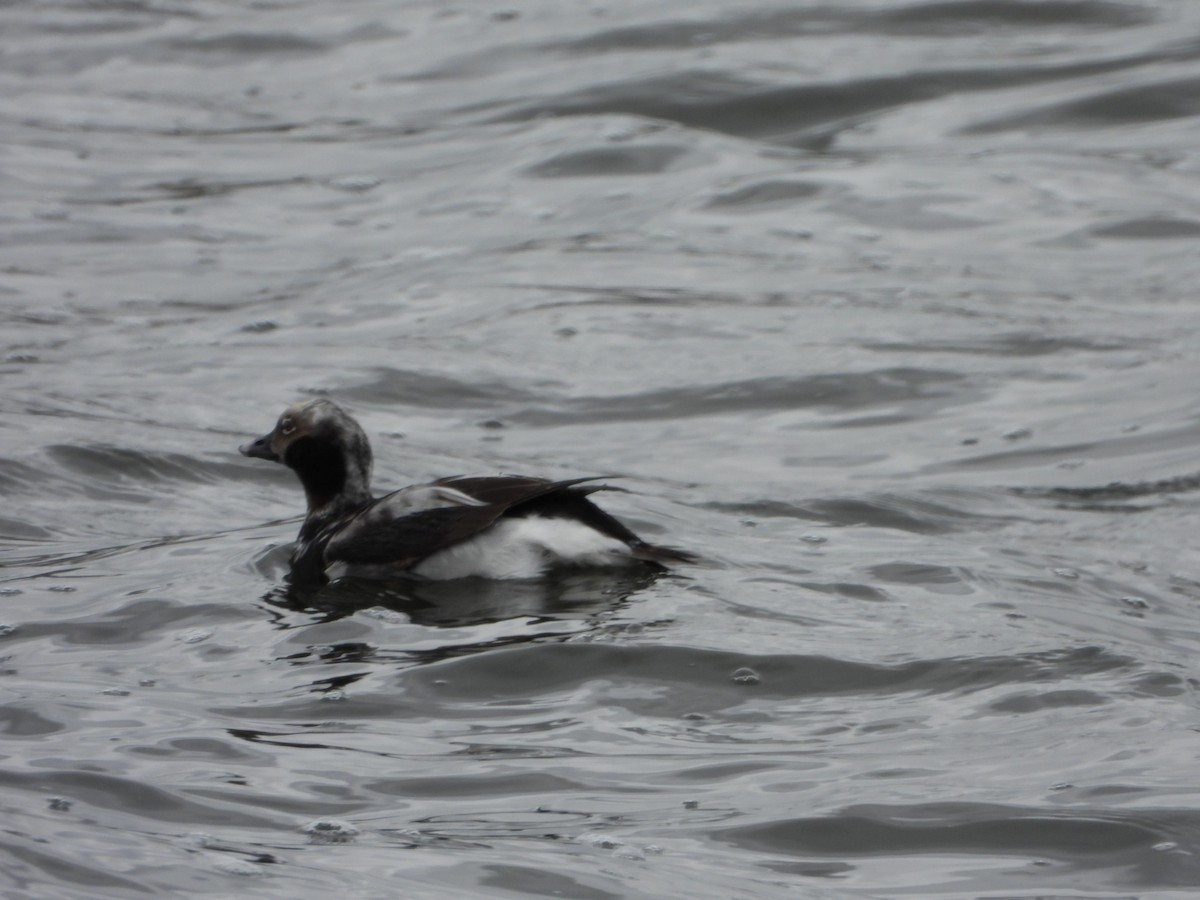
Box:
299;475;686;581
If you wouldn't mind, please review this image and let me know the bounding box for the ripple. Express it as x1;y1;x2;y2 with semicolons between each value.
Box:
389;642;1143;714
0;704;66;737
863;332;1142;356
716;801;1200;886
703;490;1018;535
487;52;1169;147
506;369;972;426
0;768;282;828
968;75;1200;132
364;771;587;799
1091;217;1200;239
334;368;542;408
868;561;972;593
13;598;252;647
525;145;691;178
48;445;216;485
480;864;622;899
546;1;1154;53
702;180;823;211
156;32;331;62
0;835;151;895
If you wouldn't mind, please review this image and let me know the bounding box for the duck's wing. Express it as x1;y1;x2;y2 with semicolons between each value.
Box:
320;476;624;570
321;504;501;570
428;475;696;566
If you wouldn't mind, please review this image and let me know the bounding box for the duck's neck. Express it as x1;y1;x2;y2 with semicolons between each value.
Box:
285;436;373;532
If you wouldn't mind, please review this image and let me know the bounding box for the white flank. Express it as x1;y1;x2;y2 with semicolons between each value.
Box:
412;515;631;580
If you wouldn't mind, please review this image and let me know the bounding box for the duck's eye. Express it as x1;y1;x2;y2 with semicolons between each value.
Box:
280;419;296;436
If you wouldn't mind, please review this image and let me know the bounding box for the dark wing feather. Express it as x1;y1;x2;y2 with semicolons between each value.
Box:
442;475;696;565
505;485;641;545
323;504;503;568
433;475;614;505
320;476;629;570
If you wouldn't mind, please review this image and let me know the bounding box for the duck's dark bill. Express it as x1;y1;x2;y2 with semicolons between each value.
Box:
239;434;280;462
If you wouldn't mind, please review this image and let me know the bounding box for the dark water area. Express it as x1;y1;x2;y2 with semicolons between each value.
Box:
4;0;1200;896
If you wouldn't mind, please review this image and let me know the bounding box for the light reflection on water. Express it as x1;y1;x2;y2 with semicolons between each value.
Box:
4;0;1200;896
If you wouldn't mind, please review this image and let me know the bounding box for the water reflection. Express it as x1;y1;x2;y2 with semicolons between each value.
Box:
258;565;669;629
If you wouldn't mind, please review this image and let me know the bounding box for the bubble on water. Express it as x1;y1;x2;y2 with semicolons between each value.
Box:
576;631;616;644
302;819;360;844
210;855;263;876
47;796;72;812
240;320;277;333
579;832;623;850
1050;782;1073;791
360;606;410;625
46;585;76;593
1003;427;1033;441
1121;596;1150;610
800;534;827;544
0;589;21;597
5;352;38;363
683;800;700;810
321;690;346;702
101;688;130;696
1053;568;1079;579
0;624;17;637
1153;841;1180;852
730;667;761;685
179;629;212;644
612;845;645;860
139;679;157;687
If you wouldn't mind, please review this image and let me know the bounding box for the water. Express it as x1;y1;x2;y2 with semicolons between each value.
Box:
4;0;1200;896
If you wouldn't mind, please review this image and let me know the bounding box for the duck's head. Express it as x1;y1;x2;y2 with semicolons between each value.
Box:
240;399;373;517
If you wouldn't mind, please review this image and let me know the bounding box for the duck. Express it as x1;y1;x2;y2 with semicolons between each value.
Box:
239;399;694;583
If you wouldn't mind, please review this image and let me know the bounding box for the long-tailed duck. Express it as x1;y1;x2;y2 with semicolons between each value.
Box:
240;399;693;583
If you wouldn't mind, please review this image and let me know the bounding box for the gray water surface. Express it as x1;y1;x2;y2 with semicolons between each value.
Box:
5;1;1200;897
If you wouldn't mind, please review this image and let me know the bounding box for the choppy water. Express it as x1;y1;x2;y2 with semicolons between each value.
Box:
4;0;1200;897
